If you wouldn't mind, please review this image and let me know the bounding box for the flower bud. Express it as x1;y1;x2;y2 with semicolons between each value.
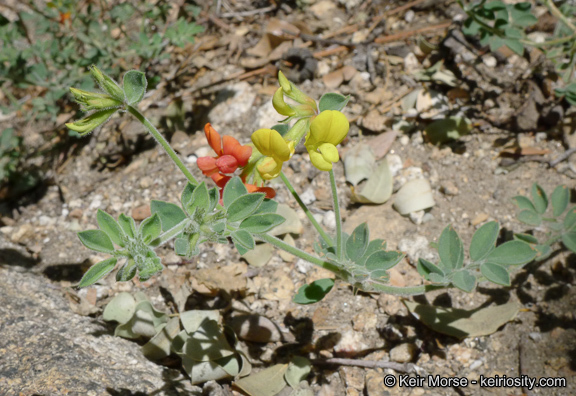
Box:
70;88;123;111
66;108;118;136
89;65;125;101
278;71;292;93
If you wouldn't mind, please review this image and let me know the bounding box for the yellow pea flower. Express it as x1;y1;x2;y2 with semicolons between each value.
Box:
251;128;295;179
305;110;349;171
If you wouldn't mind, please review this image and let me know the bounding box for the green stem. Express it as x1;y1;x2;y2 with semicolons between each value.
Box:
359;282;447;296
542;0;576;33
154;219;189;247
127;105;197;185
329;169;344;261
257;233;342;275
280;171;333;246
543;234;562;246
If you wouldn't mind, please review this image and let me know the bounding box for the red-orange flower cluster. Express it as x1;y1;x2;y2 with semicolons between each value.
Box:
197;124;275;202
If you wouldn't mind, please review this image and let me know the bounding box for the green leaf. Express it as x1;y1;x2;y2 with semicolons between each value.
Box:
424;117;472;144
488;36;506;52
235;364;289;396
531;183;548;214
151;200;187;231
175;238;189;256
469;221;499;262
417;258;445;280
78;230;115;253
562;231;576;253
271;124;290;136
438;225;464;271
345;223;369;261
503;38;524;56
102;291;136;324
365;250;404;271
118;213;136;238
318;93;350;112
404;300;520;339
123;70;147;105
534;244;552;261
480;262;510;286
181;182;196;208
518;209;542;226
227;193;265;223
550;185;569;217
504;26;523;39
140;213;162;243
293;279;335;304
77;257;117;288
484;1;506;10
239;214;285;233
486;240;536;266
451;270;476;292
187;182;210;215
223;176;248;208
208;187;219;212
513;13;537;27
285;356;311;388
564;207;576;230
116;259;137;282
462;18;482;35
254;198;278;215
512;195;535;211
232;230;255;250
97;209;125;247
514;233;538;244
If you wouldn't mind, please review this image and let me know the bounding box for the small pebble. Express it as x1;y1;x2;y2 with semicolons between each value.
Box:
390;342;418;363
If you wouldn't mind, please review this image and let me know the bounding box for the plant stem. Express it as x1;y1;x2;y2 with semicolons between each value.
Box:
280;171;333;246
154;219;189;247
257;233;342;275
127;105;198;185
542;0;576;33
329;169;344;261
360;282;446;296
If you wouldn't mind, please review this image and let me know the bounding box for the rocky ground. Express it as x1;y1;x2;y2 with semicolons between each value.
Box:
1;0;576;395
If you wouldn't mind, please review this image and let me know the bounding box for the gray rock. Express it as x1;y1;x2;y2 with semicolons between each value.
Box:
0;267;191;395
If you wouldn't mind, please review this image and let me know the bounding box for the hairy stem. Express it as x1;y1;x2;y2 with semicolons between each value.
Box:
257;233;342;275
280;171;333;246
329;169;344;261
127;105;198;185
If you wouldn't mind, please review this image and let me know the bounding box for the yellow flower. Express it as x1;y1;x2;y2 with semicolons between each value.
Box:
272;87;296;116
251;128;295;179
305;110;349;171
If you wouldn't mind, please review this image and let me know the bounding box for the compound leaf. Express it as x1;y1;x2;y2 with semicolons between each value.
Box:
78;229;115;253
480;262;510;286
438;225;464;271
293;279;335;304
469;221;499;262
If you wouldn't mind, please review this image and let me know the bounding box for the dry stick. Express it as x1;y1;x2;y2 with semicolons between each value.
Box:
219;4;277;18
313;46;350;59
311;358;419;373
549;147;576;167
374;21;452;44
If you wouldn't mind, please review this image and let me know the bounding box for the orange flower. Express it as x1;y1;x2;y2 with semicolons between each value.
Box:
197;123;252;177
197;123;275;204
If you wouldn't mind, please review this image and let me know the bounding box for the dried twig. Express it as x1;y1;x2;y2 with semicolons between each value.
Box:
219;5;277;18
549;147;576;167
374;21;452;44
311;358;420;373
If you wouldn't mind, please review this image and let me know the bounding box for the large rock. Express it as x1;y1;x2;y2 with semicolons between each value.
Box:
0;267;189;395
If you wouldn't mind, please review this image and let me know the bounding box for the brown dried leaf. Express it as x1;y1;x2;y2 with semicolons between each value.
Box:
193;263;248;295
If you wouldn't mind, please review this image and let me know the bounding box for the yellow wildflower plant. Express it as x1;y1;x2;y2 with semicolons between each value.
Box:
251;128;295;179
305;110;349;171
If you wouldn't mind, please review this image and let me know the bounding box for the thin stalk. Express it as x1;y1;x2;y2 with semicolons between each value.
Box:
542;0;576;33
280;171;333;246
127;105;197;185
154;219;190;247
329;169;344;261
360;282;446;296
257;233;342;275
